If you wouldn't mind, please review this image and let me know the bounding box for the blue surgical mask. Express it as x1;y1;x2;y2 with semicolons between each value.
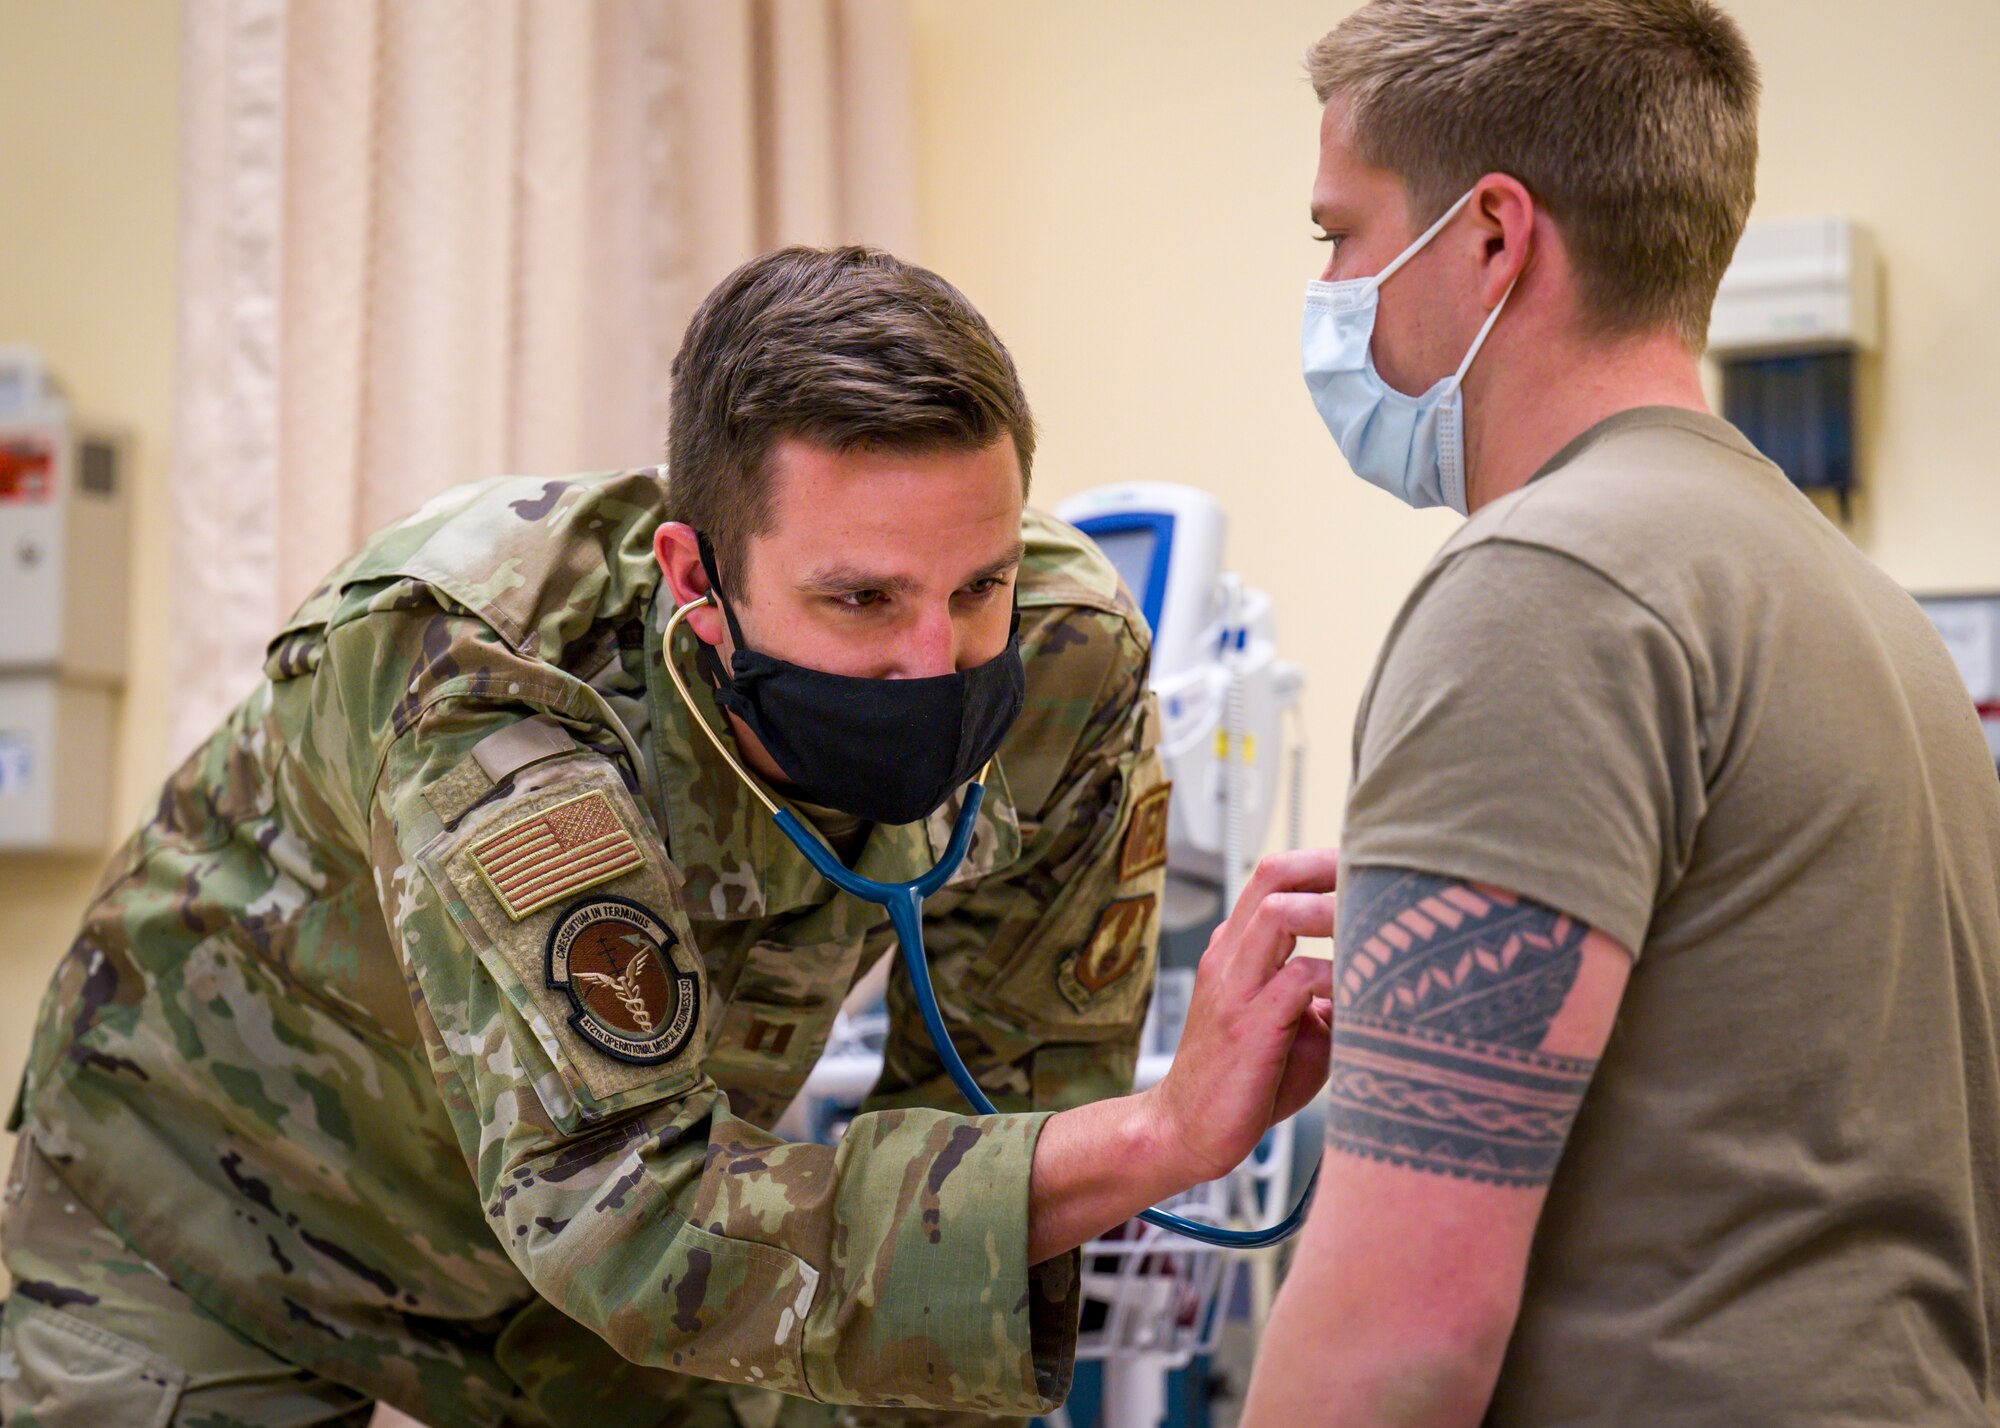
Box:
1301;189;1516;514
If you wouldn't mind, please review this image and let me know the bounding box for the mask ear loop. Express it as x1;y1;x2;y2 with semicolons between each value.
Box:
1367;187;1477;293
694;531;750;652
1451;274;1519;386
663;594;782;817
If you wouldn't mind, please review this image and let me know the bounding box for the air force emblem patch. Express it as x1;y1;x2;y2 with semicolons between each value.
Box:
1058;894;1156;1012
545;896;701;1065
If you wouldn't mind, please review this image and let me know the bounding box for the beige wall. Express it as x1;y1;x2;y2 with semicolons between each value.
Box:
0;0;180;1140
909;0;2000;852
1737;0;2000;586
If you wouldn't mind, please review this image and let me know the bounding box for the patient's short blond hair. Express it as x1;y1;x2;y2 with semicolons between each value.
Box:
1307;0;1758;349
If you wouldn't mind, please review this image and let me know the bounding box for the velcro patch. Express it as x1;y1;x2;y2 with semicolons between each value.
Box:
546;896;701;1065
1058;895;1156;1012
469;790;644;921
1119;782;1172;881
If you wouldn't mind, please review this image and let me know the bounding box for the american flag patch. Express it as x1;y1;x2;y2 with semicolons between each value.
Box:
468;791;645;921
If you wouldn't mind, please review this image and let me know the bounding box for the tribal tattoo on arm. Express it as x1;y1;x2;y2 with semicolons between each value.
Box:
1328;867;1596;1187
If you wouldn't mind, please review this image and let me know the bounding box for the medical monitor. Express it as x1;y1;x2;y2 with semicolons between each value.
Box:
1054;483;1225;680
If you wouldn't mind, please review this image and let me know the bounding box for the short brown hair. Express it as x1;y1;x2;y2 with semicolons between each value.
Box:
1307;0;1759;349
665;246;1035;587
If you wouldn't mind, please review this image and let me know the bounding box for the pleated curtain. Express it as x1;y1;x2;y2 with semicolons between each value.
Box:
169;0;916;758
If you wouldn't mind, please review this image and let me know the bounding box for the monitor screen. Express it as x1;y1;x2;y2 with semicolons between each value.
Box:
1091;526;1159;609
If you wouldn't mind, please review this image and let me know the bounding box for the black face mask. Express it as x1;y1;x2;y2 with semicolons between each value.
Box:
692;534;1026;826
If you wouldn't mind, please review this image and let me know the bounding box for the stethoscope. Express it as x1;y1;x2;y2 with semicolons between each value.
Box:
663;596;1316;1248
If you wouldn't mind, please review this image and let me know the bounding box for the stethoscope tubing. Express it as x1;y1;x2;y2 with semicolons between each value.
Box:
782;788;1317;1249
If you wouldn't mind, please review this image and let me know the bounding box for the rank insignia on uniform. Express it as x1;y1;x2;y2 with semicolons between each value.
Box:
1058;894;1156;1012
470;790;645;921
545;896;700;1065
1119;782;1172;881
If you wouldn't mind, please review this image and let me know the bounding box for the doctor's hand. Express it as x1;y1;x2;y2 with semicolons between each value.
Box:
1027;847;1336;1264
1145;848;1338;1185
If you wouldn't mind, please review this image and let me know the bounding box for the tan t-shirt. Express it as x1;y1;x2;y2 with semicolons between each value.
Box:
1343;407;2000;1425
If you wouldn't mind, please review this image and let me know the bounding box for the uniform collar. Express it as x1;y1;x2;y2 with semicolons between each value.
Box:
643;585;1020;924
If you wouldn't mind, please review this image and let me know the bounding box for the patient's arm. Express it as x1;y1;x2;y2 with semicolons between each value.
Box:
1241;866;1632;1428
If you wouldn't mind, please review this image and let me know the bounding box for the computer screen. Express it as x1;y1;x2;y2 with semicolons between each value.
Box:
1091;525;1159;610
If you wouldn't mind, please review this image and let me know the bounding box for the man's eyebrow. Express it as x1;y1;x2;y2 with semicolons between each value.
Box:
794;541;1026;597
795;564;920;597
967;540;1028;583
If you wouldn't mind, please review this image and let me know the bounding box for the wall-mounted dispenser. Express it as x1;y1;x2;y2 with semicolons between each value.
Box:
0;347;128;851
1708;217;1880;519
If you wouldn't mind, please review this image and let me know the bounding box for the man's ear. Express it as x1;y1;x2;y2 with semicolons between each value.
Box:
1470;173;1536;309
654;522;726;647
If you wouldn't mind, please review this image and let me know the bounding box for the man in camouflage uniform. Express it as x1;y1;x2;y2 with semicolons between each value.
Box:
0;249;1335;1427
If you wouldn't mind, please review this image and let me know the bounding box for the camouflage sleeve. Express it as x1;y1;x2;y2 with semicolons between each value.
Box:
870;598;1167;1118
315;607;1069;1415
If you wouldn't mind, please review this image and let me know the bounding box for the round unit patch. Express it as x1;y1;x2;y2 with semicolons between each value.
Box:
545;896;701;1065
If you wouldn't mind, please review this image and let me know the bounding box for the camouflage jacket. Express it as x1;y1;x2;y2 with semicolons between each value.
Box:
16;471;1168;1428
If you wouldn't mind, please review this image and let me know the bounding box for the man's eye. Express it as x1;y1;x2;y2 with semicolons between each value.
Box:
962;577;1003;598
837;590;886;609
1313;231;1343;253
